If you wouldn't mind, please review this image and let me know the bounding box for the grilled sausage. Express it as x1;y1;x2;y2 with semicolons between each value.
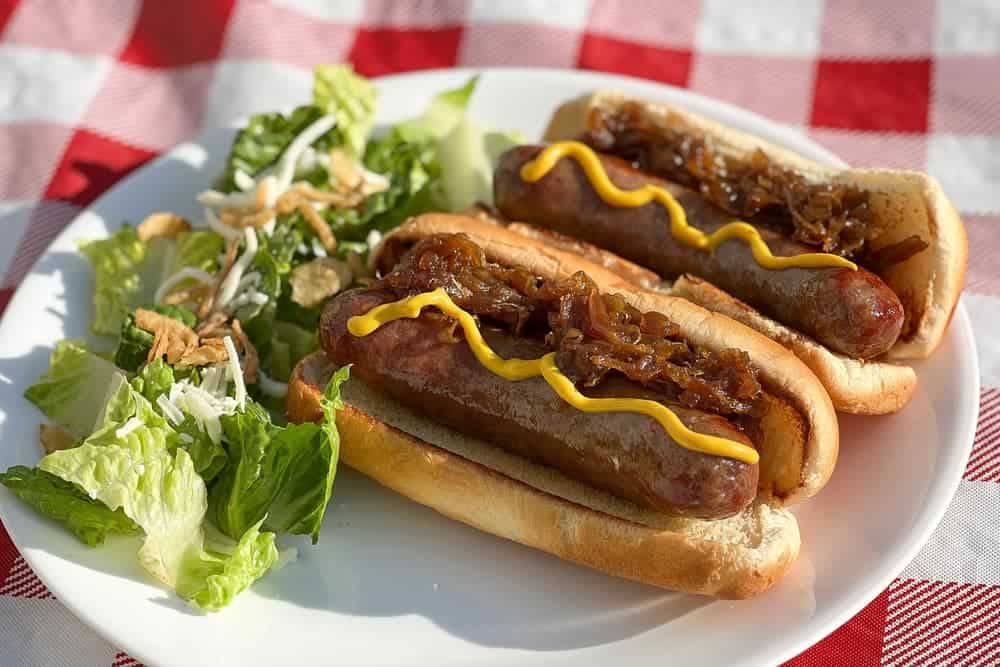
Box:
320;287;759;519
494;145;905;359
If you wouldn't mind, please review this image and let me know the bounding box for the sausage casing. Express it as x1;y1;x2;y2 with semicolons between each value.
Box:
494;145;905;359
321;287;759;519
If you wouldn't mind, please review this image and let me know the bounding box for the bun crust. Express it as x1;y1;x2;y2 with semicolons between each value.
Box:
289;351;800;598
669;275;918;414
543;90;968;362
290;213;840;597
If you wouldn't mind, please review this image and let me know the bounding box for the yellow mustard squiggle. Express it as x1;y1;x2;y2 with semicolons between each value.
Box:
520;141;857;272
348;288;760;464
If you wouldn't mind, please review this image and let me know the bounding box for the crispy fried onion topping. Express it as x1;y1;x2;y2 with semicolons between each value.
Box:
135;308;258;383
137;212;192;241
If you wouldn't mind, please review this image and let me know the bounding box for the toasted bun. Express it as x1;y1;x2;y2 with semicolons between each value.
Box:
669;275;917;415
544;90;968;362
290;351;800;598
293;213;841;596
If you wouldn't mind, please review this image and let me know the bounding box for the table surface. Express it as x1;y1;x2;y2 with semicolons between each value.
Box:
0;1;998;665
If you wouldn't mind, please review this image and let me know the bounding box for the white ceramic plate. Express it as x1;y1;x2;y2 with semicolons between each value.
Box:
0;68;979;667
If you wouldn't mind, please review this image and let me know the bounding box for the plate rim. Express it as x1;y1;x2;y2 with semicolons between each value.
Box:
0;66;979;667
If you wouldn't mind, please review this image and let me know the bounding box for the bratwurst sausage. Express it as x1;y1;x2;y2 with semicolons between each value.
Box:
494;145;904;359
321;287;759;519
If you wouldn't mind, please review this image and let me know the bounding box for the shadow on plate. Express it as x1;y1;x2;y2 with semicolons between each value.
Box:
252;468;712;651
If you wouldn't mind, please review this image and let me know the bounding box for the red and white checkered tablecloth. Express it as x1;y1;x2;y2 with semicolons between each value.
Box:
0;1;998;665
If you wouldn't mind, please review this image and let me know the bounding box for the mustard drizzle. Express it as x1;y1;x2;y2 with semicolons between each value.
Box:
520;141;857;272
348;288;760;465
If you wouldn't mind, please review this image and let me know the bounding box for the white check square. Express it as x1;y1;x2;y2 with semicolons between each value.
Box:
696;0;824;55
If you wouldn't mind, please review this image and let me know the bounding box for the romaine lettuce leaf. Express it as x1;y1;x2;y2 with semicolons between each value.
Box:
313;64;377;159
176;518;277;613
80;228;174;336
209;367;349;543
392;75;479;143
40;419;200;587
273;320;317;380
214;106;343;194
132;360;227;480
38;387;273;611
0;466;139;546
25;341;124;439
172;229;224;275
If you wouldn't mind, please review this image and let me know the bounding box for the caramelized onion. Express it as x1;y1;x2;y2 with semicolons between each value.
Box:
585;103;885;258
378;234;765;417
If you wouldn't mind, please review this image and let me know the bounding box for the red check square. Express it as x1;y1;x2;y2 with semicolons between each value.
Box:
0;1;20;35
578;33;692;87
784;588;889;666
44;129;156;207
811;59;931;133
119;0;236;68
349;27;463;77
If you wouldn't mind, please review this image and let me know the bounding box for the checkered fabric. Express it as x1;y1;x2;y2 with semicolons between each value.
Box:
1;1;998;665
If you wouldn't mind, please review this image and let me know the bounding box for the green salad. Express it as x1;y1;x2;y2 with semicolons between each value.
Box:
1;65;518;612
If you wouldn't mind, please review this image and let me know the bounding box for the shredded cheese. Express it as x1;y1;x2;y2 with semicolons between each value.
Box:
157;394;185;425
115;417;144;439
274;114;338;194
154;268;215;304
260;214;276;236
234;169;255;192
197;188;258;210
224;335;246;411
204;207;243;241
215;227;259;310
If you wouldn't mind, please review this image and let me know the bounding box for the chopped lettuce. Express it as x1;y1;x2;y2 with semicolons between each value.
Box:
358;131;439;234
213;63;377;194
38;378;275;611
313;64;377;159
176;519;277;612
132;360;227;480
80;226;221;337
130;357;177;404
40;415;201;588
79;228;173;336
214;106;343;194
25;341;123;439
273;321;317;381
0;466;139;546
392;75;479;143
210;366;349;543
115;304;197;373
173;230;225;275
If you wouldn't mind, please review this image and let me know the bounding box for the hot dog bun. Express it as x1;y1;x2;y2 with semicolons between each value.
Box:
288;213;840;597
544;90;968;364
